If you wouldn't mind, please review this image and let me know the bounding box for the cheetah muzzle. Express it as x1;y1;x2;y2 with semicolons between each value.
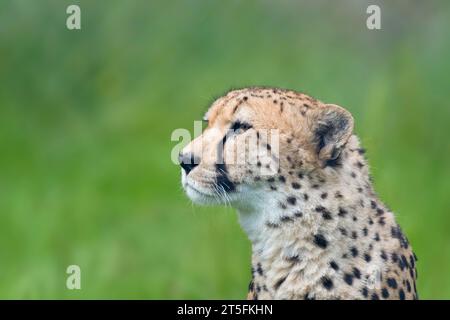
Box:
179;87;418;300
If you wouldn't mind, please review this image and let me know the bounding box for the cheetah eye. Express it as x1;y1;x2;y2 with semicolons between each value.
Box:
230;121;252;134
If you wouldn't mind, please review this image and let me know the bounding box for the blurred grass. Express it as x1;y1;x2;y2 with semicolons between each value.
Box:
0;0;449;299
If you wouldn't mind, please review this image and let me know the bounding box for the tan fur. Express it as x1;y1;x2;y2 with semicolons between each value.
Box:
180;87;418;300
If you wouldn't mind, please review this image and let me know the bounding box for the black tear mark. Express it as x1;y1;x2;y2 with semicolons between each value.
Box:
313;234;328;249
215;133;235;192
215;164;235;192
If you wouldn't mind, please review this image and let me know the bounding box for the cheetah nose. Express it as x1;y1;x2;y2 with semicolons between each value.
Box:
178;152;200;175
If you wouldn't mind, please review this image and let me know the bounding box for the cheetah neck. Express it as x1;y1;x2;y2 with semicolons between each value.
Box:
237;135;389;299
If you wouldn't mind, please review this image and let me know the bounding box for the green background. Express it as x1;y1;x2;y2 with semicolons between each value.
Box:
0;0;449;299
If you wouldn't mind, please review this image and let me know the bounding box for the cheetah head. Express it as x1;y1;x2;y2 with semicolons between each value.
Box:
179;87;354;209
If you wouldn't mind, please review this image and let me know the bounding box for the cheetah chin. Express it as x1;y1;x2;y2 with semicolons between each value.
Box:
179;87;418;300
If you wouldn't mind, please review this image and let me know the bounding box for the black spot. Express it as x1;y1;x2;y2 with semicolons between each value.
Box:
351;172;356;178
279;203;287;210
370;200;377;209
381;288;389;299
267;177;275;183
335;191;343;198
339;228;348;236
315;206;332;220
321;276;334;290
402;254;409;270
361;287;368;298
265;222;279;228
298;173;304;179
257;161;261;167
274;277;286;290
363;227;368;237
387;278;397;289
294;211;303;218
338;207;348;217
364;253;371;262
330;261;339;271
391;225;410;249
374;233;380;241
321;211;332;220
278;176;286;183
303;193;309;201
381;250;388;261
321;192;328;199
353;267;361;279
248;280;254;292
286;255;300;263
266;144;271;151
256;263;263;276
351;231;358;239
313;234;328;249
371;293;379;300
350;247;359;257
287;196;296;205
398;260;406;271
399;289;405;300
344;273;353;286
406;280;411;292
355;161;364;169
410;267;415;279
280;216;293;223
292;182;301;189
409;255;415;269
376;208;384;215
391;253;399;263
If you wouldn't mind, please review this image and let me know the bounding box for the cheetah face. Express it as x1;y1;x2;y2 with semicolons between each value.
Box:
179;88;353;208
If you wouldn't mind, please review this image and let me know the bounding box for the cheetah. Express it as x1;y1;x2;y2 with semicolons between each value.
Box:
179;87;418;300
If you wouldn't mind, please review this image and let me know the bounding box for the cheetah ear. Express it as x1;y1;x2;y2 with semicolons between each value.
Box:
311;104;354;167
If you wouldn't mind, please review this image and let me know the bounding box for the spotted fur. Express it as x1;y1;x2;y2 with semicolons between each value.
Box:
180;87;418;300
